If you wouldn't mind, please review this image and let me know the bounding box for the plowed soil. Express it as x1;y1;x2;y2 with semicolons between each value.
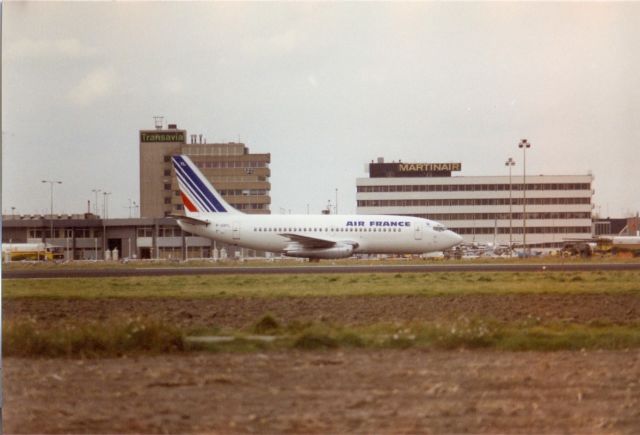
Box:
4;293;640;433
4;350;640;434
5;293;640;328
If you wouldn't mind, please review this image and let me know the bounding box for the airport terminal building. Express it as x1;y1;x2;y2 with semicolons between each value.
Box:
1;120;274;261
1;214;228;261
357;159;594;249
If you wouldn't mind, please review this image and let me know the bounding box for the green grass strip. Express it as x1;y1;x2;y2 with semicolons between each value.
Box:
4;271;640;299
5;316;640;357
3;317;187;358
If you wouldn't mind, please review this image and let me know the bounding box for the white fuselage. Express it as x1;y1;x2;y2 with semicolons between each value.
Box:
610;236;640;251
177;213;462;256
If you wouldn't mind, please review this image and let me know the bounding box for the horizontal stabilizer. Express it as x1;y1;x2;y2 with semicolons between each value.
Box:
169;215;210;226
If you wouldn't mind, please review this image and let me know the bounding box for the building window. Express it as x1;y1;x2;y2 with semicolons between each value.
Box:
75;228;91;238
28;228;44;238
137;227;153;237
164;183;171;191
164;169;171;176
163;156;171;162
158;226;180;237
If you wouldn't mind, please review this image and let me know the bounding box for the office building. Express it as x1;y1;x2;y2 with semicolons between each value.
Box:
357;158;594;249
140;119;271;218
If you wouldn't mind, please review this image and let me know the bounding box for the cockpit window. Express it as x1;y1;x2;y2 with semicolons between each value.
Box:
434;225;447;232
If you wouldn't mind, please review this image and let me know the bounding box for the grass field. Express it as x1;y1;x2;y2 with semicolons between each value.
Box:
3;255;640;271
4;270;640;299
5;314;640;357
4;270;640;357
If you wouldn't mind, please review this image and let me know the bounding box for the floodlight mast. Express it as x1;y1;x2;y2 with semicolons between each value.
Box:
505;157;516;249
518;139;531;255
42;180;62;250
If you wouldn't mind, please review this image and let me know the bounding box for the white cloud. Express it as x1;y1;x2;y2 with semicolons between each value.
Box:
6;38;97;60
307;74;319;88
358;67;387;85
241;29;300;57
162;77;185;95
68;67;116;106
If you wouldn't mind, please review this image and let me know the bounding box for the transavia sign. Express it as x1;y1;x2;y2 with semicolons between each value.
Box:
140;132;186;143
370;162;462;178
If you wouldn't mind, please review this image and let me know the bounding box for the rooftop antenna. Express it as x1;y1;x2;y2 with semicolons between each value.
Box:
153;116;164;130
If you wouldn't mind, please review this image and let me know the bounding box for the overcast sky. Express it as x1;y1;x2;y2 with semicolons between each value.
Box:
3;2;639;218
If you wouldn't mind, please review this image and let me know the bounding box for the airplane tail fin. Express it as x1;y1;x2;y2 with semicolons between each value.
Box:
171;155;241;216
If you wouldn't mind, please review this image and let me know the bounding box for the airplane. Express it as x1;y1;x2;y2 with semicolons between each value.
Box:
170;155;463;260
607;235;640;254
563;235;640;257
445;242;516;260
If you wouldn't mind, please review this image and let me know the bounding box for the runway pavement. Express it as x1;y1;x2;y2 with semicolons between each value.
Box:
3;261;640;279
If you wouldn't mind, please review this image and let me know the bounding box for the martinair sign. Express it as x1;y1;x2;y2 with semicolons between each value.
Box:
140;132;186;143
398;163;461;172
370;162;462;178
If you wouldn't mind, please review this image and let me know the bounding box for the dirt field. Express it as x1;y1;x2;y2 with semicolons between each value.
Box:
4;350;640;434
4;291;640;433
5;293;640;329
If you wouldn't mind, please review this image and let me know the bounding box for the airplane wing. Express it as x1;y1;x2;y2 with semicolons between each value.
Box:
169;215;210;226
563;237;599;242
279;233;360;259
279;233;338;249
280;233;360;249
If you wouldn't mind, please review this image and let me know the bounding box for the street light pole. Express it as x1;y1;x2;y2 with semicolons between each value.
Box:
102;192;112;219
518;139;531;255
91;189;101;215
42;180;62;250
102;191;111;256
505;157;516;250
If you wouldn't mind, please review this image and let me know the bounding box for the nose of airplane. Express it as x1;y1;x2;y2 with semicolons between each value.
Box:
446;230;464;248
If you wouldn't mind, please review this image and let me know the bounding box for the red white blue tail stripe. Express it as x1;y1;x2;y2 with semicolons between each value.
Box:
172;155;237;214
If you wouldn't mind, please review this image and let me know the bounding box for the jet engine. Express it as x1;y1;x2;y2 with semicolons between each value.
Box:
284;243;355;259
